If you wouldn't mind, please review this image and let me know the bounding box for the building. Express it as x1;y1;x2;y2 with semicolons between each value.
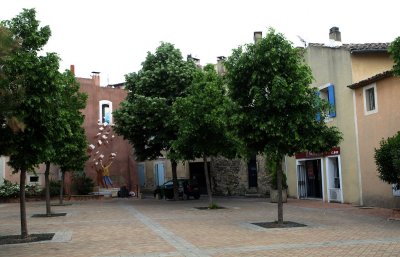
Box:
349;71;400;208
285;27;399;208
0;67;137;195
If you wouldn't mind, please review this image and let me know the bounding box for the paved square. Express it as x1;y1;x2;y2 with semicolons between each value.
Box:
0;197;399;256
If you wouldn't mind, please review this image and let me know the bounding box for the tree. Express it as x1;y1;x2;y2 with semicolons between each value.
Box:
224;28;342;225
0;25;25;133
389;36;400;76
374;132;400;189
114;42;197;200
171;64;239;205
51;70;88;205
0;8;63;238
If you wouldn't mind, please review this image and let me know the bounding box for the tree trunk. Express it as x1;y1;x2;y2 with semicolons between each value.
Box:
276;155;284;225
59;171;65;205
19;169;28;238
171;160;179;201
203;155;213;205
45;161;51;216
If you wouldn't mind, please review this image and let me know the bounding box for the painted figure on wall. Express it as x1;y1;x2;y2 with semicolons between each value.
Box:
101;156;114;188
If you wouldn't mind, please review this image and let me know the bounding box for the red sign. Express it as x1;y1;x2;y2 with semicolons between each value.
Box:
295;147;340;159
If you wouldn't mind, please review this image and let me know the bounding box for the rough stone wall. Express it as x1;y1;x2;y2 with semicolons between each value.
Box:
210;157;243;196
210;155;269;196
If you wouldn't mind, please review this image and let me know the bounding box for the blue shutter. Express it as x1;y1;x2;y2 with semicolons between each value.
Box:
316;90;321;121
328;84;336;117
138;164;145;187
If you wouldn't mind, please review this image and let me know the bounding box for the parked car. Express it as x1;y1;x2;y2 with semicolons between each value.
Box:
154;179;200;200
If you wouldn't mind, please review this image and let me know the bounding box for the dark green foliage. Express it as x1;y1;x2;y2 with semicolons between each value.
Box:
375;132;400;187
389;37;400;76
171;64;240;160
114;42;197;161
225;28;342;223
225;28;342;157
0;8;87;237
72;171;95;195
41;180;61;197
267;156;288;190
114;42;197;200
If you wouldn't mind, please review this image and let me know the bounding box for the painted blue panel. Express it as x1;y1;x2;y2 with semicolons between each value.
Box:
138;164;145;187
328;84;336;117
156;163;165;186
316;90;321;121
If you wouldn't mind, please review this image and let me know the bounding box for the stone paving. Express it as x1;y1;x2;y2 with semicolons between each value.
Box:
0;196;400;256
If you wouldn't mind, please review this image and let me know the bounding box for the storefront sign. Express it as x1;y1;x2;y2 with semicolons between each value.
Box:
295;147;340;159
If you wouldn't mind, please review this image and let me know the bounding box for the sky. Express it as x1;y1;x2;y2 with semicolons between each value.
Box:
1;0;399;85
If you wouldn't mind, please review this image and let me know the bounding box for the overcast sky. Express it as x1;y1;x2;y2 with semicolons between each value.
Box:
2;0;399;85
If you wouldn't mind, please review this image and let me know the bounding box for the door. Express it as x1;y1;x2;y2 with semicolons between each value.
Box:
137;163;145;187
248;157;258;188
154;162;165;186
327;157;342;202
297;162;307;198
189;162;210;194
305;159;322;198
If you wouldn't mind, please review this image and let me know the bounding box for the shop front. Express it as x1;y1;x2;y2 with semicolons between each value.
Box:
295;147;343;203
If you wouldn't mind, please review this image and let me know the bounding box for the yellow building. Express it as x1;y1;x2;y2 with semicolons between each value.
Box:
286;27;399;208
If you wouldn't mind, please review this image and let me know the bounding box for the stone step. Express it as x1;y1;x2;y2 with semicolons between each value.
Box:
244;193;263;198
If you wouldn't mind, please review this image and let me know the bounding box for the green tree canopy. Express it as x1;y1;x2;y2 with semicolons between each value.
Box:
0;8;81;237
114;42;197;200
0;25;24;132
225;28;342;224
389;36;400;76
171;64;240;204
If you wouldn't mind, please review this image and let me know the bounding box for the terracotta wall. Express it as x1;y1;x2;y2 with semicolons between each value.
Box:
78;75;137;191
354;77;400;208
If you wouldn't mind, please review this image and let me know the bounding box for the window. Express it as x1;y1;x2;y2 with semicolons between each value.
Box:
99;100;113;124
317;83;336;120
29;176;39;183
363;84;377;115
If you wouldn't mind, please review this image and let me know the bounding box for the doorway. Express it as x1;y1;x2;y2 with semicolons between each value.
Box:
189;162;210;194
297;159;323;199
326;156;343;202
305;159;322;198
248;157;257;188
154;162;165;186
137;163;145;187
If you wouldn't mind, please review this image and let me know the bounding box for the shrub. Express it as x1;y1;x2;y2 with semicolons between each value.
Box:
72;171;95;195
208;202;220;209
40;180;61;197
0;180;20;198
375;132;400;187
0;180;42;198
25;183;42;197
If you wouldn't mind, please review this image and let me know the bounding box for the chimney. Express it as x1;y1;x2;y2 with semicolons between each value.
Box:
187;54;201;67
216;56;226;75
91;71;100;86
254;31;262;43
329;27;341;42
70;64;75;75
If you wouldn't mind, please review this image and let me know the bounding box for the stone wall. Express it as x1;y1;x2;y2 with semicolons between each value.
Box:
210;155;269;196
